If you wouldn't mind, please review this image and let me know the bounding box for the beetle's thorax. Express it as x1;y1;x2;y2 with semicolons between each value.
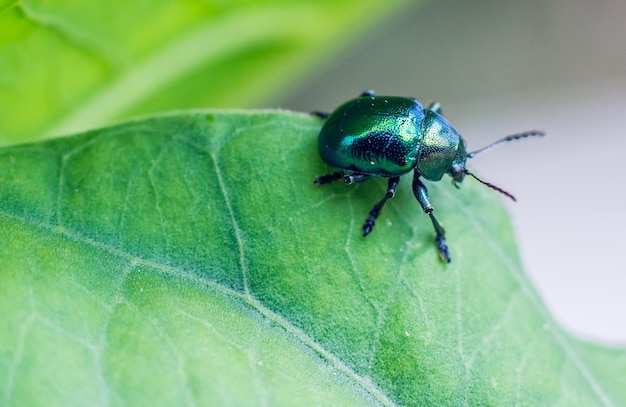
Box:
415;109;466;182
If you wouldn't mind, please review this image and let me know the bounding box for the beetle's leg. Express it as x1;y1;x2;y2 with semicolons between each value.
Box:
344;173;370;184
311;111;329;119
363;176;400;236
427;102;442;114
314;172;343;184
314;172;372;185
360;90;375;97
412;173;451;263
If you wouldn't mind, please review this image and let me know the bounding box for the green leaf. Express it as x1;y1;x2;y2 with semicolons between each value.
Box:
0;0;411;145
1;111;624;406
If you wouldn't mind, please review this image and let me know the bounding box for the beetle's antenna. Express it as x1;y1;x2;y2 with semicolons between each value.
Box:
468;130;544;158
464;169;517;202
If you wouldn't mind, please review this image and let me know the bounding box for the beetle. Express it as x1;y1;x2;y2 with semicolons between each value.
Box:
313;90;543;262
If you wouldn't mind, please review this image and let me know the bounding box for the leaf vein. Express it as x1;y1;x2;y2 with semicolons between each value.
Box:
209;152;251;297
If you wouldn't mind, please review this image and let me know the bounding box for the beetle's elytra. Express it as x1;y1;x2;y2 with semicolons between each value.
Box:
313;90;544;262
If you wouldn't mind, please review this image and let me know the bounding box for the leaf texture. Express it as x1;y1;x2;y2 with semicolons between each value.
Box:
0;111;624;406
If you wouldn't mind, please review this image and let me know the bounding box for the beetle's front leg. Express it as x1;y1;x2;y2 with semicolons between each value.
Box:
412;172;451;263
363;176;400;236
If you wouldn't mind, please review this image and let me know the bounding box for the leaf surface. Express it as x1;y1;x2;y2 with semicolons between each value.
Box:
1;111;624;406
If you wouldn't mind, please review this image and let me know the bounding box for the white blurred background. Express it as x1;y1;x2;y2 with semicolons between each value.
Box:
280;0;626;344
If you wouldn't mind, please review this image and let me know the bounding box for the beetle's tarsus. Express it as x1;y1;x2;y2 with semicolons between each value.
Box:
362;196;388;237
363;217;375;236
436;235;451;263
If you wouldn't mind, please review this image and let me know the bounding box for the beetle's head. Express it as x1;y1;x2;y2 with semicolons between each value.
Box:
450;163;466;184
448;137;468;185
454;130;545;201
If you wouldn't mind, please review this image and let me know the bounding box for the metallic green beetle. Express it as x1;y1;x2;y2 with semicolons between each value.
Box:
314;90;543;262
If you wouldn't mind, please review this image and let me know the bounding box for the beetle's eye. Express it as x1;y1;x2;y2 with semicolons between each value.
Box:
451;164;465;182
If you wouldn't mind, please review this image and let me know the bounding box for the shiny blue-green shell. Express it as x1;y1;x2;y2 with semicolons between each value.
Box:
318;96;467;181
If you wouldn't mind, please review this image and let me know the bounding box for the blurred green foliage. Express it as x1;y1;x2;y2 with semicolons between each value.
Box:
0;0;411;145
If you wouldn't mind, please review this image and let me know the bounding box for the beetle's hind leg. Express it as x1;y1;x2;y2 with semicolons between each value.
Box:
362;176;400;236
412;172;451;262
314;171;343;184
311;111;329;119
312;90;375;119
314;171;372;185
